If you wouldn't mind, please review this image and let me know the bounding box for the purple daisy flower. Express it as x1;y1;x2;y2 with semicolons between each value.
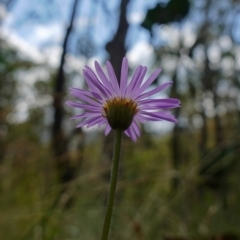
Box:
66;57;180;141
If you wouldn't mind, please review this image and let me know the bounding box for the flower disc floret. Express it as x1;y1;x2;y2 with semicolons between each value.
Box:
103;98;138;130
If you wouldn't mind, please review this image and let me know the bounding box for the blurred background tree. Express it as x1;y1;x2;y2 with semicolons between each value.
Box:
1;0;240;239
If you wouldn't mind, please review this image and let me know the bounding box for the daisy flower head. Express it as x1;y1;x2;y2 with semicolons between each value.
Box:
66;57;180;141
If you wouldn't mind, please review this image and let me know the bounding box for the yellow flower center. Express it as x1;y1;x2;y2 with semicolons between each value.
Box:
103;98;138;130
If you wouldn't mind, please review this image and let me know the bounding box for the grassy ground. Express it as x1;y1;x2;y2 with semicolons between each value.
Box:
1;129;240;240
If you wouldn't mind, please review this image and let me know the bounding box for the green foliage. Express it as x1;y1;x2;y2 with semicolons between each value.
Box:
1;125;240;239
141;0;190;32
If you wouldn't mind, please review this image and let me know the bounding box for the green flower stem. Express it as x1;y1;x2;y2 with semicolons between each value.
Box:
101;129;123;240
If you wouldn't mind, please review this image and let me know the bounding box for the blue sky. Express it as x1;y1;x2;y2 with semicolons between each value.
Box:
0;0;197;132
2;0;239;63
3;0;236;134
2;0;178;133
1;0;161;58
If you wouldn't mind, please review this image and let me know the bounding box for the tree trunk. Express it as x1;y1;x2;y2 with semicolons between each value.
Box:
52;0;80;184
101;0;130;184
106;0;130;81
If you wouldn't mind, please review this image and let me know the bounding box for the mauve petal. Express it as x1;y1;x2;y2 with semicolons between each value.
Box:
86;116;104;128
69;87;102;100
125;65;142;97
140;111;178;123
83;69;103;91
138;98;180;105
70;113;86;120
139;105;176;110
138;100;180;109
135;82;173;101
130;66;148;96
84;65;100;83
84;70;111;98
129;126;137;142
76;119;92;128
65;101;101;111
94;61;113;93
97;118;107;127
91;91;103;100
120;57;129;95
136;68;161;95
83;70;98;92
104;124;112;135
70;112;100;120
106;61;120;95
124;129;131;138
70;90;102;106
138;115;163;121
158;115;178;123
134;114;147;123
124;127;137;141
132;120;141;137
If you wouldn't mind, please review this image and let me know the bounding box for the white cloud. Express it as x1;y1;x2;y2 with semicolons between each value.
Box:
219;35;232;51
74;16;97;29
207;43;221;64
127;12;145;24
182;24;196;47
41;45;62;68
31;23;63;45
65;54;87;73
159;25;180;48
1;27;45;63
145;121;175;135
127;41;154;66
0;3;7;20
